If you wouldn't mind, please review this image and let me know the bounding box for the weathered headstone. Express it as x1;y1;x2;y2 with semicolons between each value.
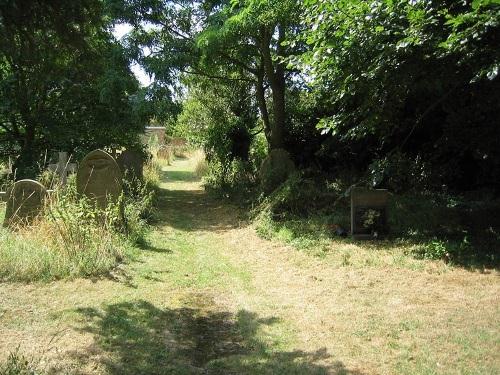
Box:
48;152;77;185
76;150;122;209
116;150;144;179
3;179;47;227
350;187;389;240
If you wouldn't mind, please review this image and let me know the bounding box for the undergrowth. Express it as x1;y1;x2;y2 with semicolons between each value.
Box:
0;171;156;282
253;172;500;268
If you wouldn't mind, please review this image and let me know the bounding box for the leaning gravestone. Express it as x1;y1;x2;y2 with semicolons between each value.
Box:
3;179;47;227
116;150;144;180
76;150;122;209
350;187;390;240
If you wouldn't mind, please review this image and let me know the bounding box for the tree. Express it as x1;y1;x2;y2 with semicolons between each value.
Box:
107;0;302;151
297;0;500;190
0;0;143;177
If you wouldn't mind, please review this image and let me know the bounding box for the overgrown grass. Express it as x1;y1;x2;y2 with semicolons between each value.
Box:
253;172;500;268
0;173;156;282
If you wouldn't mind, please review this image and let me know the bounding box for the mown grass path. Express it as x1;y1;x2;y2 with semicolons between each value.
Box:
0;157;499;374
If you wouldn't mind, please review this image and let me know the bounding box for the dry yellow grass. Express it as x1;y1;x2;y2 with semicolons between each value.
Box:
0;157;498;374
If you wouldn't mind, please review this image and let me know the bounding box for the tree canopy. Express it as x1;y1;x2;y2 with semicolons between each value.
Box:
0;0;144;177
1;0;499;191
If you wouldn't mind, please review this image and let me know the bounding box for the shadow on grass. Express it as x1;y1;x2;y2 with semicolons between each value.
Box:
71;300;360;375
155;187;242;233
161;169;199;183
136;241;173;254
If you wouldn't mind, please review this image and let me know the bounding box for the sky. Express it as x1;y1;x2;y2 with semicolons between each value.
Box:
112;24;153;87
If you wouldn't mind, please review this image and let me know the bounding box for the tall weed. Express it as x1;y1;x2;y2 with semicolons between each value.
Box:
0;173;155;282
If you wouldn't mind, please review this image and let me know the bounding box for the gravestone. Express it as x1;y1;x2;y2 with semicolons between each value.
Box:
3;179;47;227
350;187;390;240
76;150;122;209
116;150;144;179
48;152;77;185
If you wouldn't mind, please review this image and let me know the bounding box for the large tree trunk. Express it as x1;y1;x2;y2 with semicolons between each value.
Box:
259;26;286;150
255;62;272;144
13;89;38;179
13;124;37;179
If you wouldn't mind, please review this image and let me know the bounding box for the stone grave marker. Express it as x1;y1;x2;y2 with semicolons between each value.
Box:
116;150;144;179
48;152;77;185
76;150;122;209
350;187;390;240
3;179;47;227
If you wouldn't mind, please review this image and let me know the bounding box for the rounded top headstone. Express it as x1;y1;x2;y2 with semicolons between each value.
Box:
76;149;122;209
3;179;47;228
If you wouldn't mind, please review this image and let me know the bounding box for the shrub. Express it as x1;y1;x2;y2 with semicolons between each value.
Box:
122;175;156;244
259;149;295;194
204;159;258;202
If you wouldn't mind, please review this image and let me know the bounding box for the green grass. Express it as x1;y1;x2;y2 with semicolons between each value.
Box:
254;179;500;269
1;156;499;375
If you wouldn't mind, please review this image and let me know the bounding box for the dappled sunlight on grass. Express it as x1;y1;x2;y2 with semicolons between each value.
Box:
1;156;499;374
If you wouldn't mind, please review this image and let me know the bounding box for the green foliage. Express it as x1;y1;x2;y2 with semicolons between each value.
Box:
176;75;258;163
368;152;432;192
388;191;499;266
204;159;258;202
0;0;144;178
419;239;449;260
122;174;156;243
297;0;500;190
254;171;349;253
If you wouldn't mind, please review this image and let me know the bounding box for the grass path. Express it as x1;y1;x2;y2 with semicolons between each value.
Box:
0;157;499;374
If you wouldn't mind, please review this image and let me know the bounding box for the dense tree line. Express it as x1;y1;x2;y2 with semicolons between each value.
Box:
110;0;499;193
1;0;499;192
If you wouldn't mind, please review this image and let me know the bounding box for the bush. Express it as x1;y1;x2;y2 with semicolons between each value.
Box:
204;159;258;202
253;171;350;253
259;149;295;194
